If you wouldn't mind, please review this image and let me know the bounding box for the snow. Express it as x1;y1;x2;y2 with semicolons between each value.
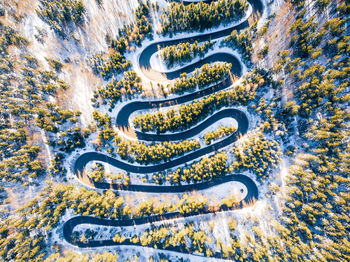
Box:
40;129;52;163
62;66;99;127
17;0;144;128
149;50;166;72
81;0;140;53
211;217;232;246
149;0;169;33
258;0;273;29
205;181;247;200
15;0;287;260
67;242;232;262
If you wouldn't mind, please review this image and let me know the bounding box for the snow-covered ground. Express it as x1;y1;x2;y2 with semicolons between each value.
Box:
1;0;288;261
205;181;247;200
32;0;285;260
17;0;144;128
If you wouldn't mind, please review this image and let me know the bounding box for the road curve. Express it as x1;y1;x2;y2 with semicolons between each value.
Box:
63;174;258;250
75;109;248;181
64;0;264;253
139;0;263;80
116;77;239;141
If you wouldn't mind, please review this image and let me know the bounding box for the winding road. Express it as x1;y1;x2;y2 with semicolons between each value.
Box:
63;0;264;254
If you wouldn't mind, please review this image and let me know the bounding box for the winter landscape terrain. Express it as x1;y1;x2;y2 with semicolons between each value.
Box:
0;0;349;261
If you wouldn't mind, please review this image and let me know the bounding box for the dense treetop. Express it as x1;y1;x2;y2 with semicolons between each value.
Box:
161;0;248;34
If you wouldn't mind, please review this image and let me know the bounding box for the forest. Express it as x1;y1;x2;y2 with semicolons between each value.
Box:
133;81;255;133
231;131;281;179
160;40;214;67
93;71;142;110
223;28;255;61
92;110;201;164
87;162;130;185
113;136;200;165
0;0;349;261
0;18;88;184
152;152;228;184
0;181;245;260
88;0;152;80
161;0;248;34
204;126;237;144
36;0;85;38
169;62;232;94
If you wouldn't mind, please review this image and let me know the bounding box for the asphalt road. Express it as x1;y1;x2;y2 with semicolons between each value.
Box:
64;0;264;252
64;175;258;249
